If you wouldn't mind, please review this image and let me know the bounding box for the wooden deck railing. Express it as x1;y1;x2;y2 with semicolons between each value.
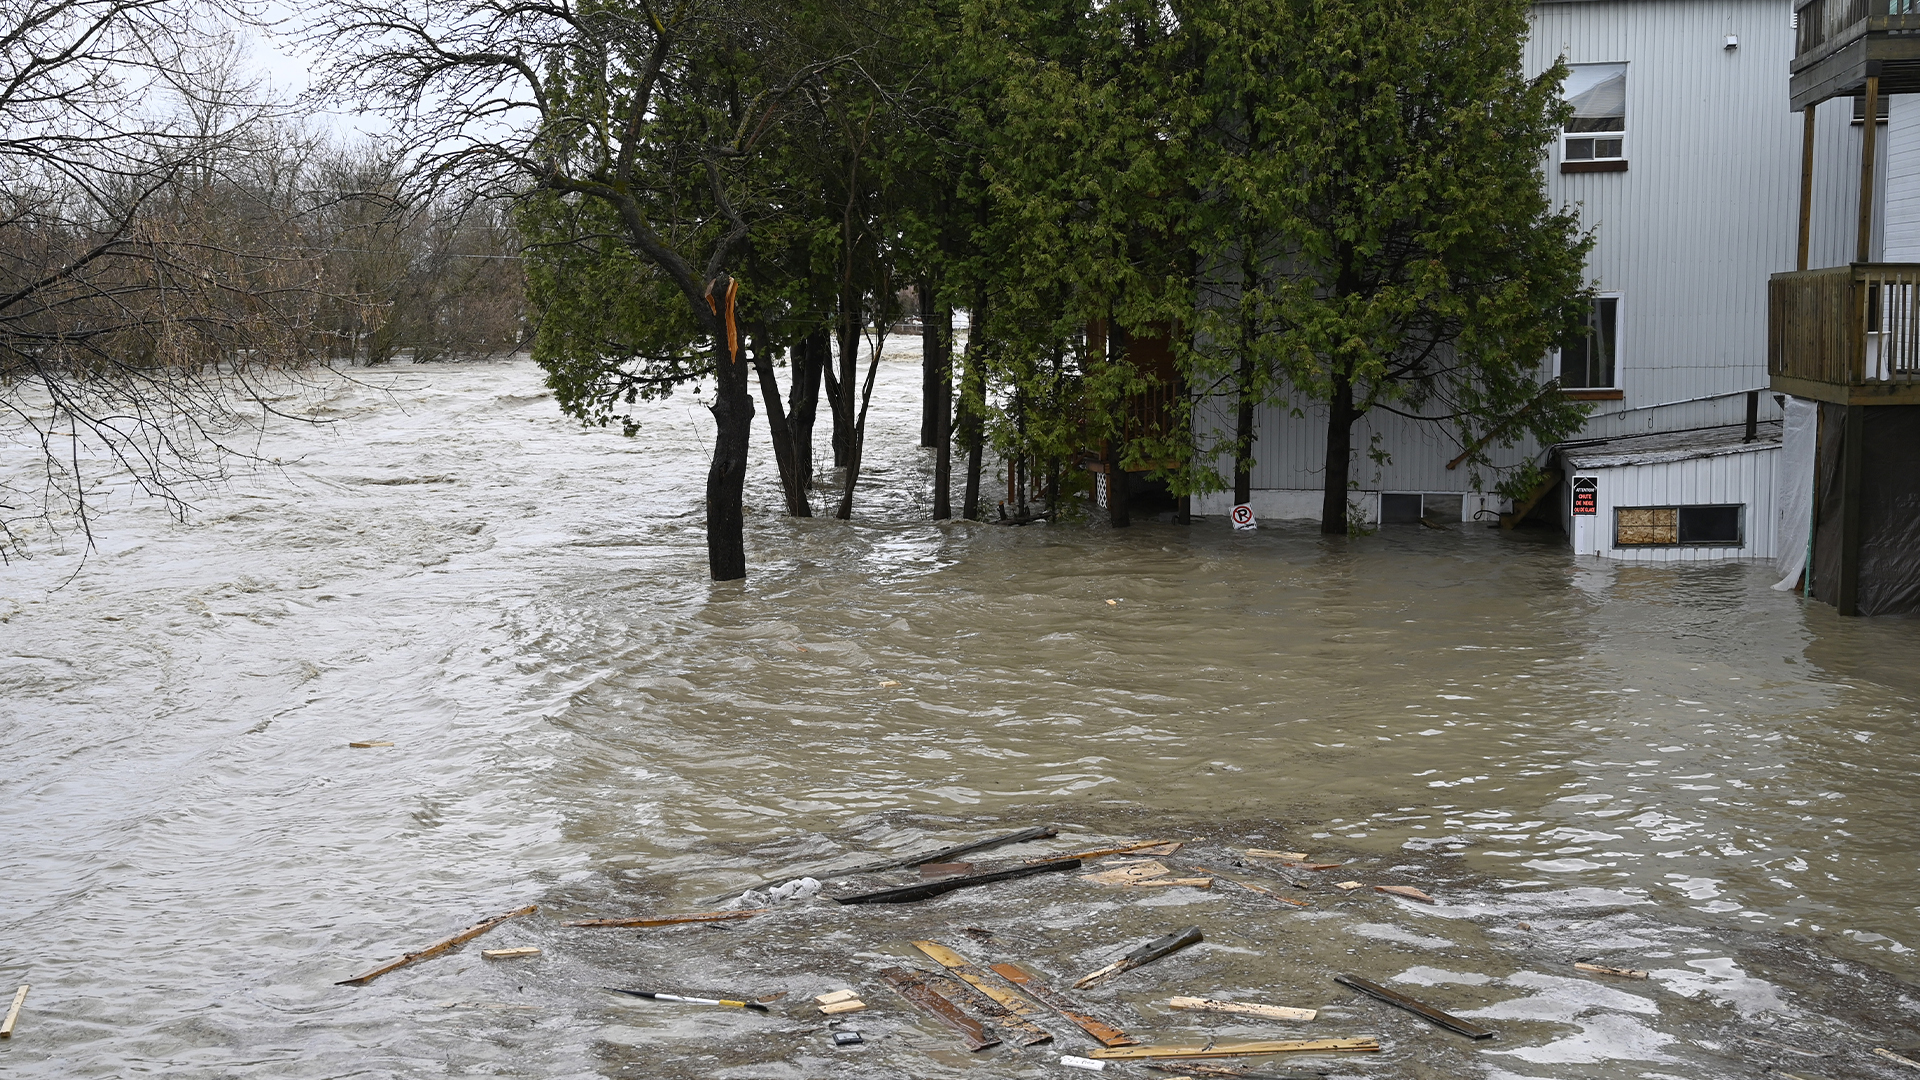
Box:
1769;262;1920;386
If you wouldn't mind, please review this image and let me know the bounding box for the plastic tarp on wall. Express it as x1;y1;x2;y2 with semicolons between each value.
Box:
1772;397;1816;591
1810;403;1920;616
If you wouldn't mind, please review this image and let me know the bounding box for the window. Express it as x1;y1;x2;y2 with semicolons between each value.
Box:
1614;505;1744;547
1853;93;1889;125
1559;296;1618;389
1562;63;1626;163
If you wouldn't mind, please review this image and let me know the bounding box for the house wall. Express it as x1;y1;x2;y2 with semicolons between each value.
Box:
1214;0;1831;522
1885;95;1920;260
1564;447;1780;562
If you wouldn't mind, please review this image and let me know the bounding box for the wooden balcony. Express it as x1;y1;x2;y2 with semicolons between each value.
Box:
1792;0;1920;110
1769;262;1920;403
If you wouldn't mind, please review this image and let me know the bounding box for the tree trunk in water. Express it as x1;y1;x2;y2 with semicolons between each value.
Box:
920;281;939;448
959;292;988;520
836;332;885;520
788;328;827;492
931;302;953;519
748;329;811;518
706;277;753;580
1320;364;1355;535
829;290;860;467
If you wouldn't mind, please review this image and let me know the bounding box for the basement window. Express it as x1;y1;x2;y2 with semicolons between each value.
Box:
1614;505;1744;547
1559;296;1619;389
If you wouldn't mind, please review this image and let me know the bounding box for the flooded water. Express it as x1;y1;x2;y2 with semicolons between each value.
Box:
4;349;1919;1079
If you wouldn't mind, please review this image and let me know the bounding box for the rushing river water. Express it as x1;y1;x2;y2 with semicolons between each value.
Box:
3;350;1918;1079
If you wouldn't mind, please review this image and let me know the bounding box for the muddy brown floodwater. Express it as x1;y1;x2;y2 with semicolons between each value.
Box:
2;349;1918;1080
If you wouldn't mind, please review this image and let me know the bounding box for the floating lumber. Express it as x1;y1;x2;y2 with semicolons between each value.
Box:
820;999;867;1015
1090;1037;1381;1059
564;908;767;928
835;858;1080;905
1374;885;1434;903
816;989;860;1005
482;947;540;959
1030;840;1181;864
1876;1048;1920;1071
1168;996;1317;1022
1574;961;1648;979
1076;926;1203;988
1243;850;1309;861
990;962;1137;1047
0;985;25;1039
833;826;1058;876
337;905;537;986
1191;867;1310;907
878;967;999;1051
1334;974;1492;1039
911;941;1053;1045
348;741;394;748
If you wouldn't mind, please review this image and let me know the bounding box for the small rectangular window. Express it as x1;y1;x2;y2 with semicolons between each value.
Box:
1853;94;1890;125
1559;296;1619;389
1615;505;1744;547
1563;63;1626;162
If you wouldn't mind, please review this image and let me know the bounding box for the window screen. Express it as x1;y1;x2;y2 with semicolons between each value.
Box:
1380;493;1423;524
1561;297;1618;389
1615;505;1744;546
1564;63;1626;161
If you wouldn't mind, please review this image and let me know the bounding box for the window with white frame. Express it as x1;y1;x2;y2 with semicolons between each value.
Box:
1559;295;1619;389
1563;63;1626;161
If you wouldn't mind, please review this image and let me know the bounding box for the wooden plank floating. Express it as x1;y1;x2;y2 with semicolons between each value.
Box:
820;999;867;1015
482;947;541;959
990;962;1138;1047
1090;1037;1382;1059
1574;961;1649;979
1168;996;1317;1022
834;825;1058;876
348;740;394;748
0;985;26;1039
1076;926;1203;988
1243;850;1310;861
835;858;1080;905
1029;840;1181;864
815;989;860;1006
1191;867;1310;907
337;905;537;986
911;940;1054;1045
1876;1047;1920;1071
563;908;766;928
1334;974;1493;1039
878;967;1000;1051
1082;860;1172;885
1373;885;1435;903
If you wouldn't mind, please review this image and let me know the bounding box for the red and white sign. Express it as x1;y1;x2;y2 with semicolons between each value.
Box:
1230;504;1257;531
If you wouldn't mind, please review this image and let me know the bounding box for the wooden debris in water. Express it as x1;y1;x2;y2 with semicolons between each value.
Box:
836;858;1080;905
482;947;540;959
878;967;999;1051
1244;850;1309;861
0;985;26;1039
1168;996;1317;1022
1373;885;1435;903
348;741;394;748
1082;860;1171;885
1192;867;1310;907
990;962;1137;1047
832;825;1059;876
1876;1047;1920;1070
816;989;860;1006
820;999;867;1015
1334;974;1492;1039
911;941;1054;1045
1075;926;1203;988
1028;840;1180;864
1333;881;1366;891
1090;1037;1382;1059
564;908;767;928
336;905;537;986
1574;961;1649;979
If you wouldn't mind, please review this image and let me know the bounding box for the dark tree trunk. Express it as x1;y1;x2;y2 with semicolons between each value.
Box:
788;328;828;492
920;281;939;447
836;327;885;520
1107;318;1131;528
959;294;988;520
706;278;753;580
931;302;953;519
1320;363;1355;535
748;328;811;517
829;288;860;467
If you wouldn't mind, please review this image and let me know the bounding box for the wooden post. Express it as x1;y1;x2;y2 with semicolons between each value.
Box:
1799;106;1816;271
1859;75;1880;264
1838;403;1865;616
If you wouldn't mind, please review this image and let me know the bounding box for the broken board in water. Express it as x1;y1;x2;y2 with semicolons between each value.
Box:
1334;974;1492;1038
878;967;1000;1051
835;858;1081;904
990;962;1138;1047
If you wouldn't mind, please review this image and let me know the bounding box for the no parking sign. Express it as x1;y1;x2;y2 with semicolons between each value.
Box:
1231;503;1257;531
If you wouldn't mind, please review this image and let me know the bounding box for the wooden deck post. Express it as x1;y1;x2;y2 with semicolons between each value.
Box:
1799;106;1816;271
1859;75;1880;264
1838;403;1865;616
